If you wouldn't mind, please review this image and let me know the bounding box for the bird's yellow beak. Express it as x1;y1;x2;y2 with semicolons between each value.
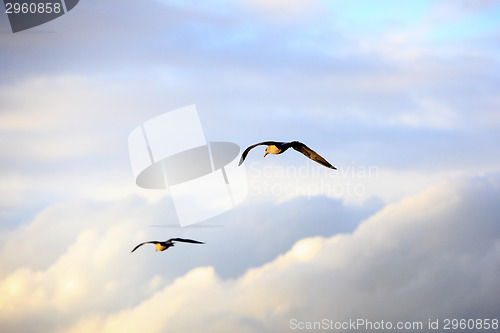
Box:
263;152;268;158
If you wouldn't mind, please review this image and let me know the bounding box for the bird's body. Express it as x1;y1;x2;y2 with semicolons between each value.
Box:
131;238;204;253
266;143;283;155
154;242;169;251
239;141;336;169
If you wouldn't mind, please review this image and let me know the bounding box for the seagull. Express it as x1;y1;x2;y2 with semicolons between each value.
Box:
131;238;204;253
239;141;336;169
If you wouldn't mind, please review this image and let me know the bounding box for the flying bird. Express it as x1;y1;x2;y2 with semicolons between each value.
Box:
239;141;336;169
131;238;204;253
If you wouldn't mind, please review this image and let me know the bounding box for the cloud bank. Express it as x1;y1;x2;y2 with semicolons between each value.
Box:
1;175;498;332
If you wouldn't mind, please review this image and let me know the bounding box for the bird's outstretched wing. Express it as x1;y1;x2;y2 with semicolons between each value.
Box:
290;141;336;169
239;141;279;166
131;241;159;253
168;238;205;244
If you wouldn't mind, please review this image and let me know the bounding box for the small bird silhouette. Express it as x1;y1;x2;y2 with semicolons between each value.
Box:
131;238;204;253
239;141;336;169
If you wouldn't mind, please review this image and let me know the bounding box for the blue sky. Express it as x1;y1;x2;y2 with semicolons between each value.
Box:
1;0;500;332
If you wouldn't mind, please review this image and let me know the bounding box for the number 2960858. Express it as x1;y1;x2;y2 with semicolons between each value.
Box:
5;2;62;14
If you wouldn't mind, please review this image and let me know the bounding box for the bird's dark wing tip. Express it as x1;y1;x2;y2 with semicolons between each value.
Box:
131;241;156;253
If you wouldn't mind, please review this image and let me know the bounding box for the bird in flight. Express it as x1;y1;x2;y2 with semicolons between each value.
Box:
131;238;205;253
239;141;336;169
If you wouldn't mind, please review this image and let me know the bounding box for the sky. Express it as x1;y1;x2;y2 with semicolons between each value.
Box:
1;0;500;332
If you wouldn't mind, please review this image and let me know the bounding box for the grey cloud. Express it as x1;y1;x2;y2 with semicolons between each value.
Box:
1;0;499;180
0;187;379;281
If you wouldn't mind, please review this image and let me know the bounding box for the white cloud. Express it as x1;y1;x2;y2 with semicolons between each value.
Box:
1;174;498;332
0;198;181;331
